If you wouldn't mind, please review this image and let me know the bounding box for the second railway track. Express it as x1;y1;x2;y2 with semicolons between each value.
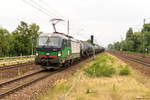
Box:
108;51;150;67
0;62;34;70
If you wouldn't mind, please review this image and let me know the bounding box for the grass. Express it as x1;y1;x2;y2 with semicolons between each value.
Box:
38;79;70;100
110;84;122;100
119;66;131;75
38;53;150;100
84;62;116;77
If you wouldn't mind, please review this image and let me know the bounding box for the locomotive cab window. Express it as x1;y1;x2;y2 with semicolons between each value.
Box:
62;39;67;48
62;39;70;47
67;40;71;46
38;36;61;48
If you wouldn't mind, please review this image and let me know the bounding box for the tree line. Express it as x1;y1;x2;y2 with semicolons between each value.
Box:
108;23;150;54
0;21;40;57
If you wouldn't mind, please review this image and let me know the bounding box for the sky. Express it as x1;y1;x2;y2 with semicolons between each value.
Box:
0;0;150;47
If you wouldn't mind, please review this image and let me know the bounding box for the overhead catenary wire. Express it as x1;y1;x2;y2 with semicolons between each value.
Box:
29;0;67;26
30;0;63;19
23;0;67;25
22;0;54;18
23;0;67;31
37;0;68;26
29;0;68;25
38;0;67;20
36;0;69;28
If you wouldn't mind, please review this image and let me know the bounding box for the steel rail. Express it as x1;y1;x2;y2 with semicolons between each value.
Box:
0;69;46;98
0;69;44;87
0;62;34;70
109;51;150;67
0;66;67;98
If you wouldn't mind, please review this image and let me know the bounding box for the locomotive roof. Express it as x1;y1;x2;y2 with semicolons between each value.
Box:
39;33;52;37
39;32;79;42
39;32;68;39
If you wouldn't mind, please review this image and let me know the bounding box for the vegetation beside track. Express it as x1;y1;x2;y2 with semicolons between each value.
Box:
0;57;34;66
38;53;150;100
84;53;130;77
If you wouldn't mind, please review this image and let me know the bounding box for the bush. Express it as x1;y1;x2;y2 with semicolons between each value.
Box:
84;62;116;77
119;66;130;75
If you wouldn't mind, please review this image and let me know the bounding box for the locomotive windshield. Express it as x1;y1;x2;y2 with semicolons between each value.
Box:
38;36;61;47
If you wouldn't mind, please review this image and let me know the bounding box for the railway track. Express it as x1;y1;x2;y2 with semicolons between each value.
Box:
108;51;150;67
0;69;49;98
0;62;34;70
0;64;69;99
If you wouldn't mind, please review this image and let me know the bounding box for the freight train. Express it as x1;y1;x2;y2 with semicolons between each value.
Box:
35;32;104;69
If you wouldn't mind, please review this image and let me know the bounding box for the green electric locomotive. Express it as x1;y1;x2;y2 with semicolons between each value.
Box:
35;32;81;69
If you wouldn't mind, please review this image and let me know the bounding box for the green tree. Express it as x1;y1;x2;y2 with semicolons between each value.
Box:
126;27;133;40
108;44;114;50
0;21;40;57
107;25;150;54
142;23;150;32
29;23;40;54
0;28;10;57
12;21;40;56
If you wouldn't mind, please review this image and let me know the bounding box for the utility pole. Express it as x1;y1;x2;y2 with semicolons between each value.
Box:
67;20;69;35
143;18;145;55
143;18;146;25
91;35;95;59
91;35;94;45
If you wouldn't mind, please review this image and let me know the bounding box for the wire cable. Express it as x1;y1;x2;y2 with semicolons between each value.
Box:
22;0;53;18
38;0;67;20
30;0;62;19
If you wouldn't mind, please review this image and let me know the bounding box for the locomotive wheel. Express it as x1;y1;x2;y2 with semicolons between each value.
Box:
63;61;70;67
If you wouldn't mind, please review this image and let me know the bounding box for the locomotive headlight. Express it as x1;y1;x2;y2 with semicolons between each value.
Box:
46;53;50;55
58;52;61;56
36;53;38;56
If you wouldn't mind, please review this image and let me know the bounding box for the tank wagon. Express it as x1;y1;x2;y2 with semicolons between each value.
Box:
35;32;104;69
